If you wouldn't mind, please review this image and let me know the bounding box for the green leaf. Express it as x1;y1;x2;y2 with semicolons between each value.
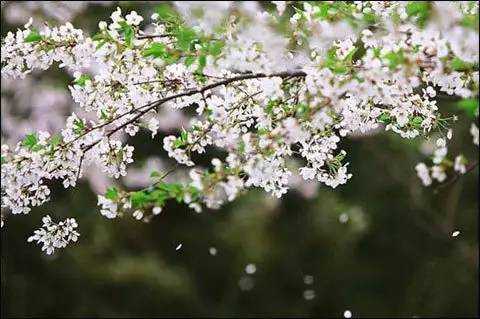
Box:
156;4;179;22
463;13;479;31
119;21;134;48
324;48;338;69
150;190;168;205
208;41;224;56
265;100;276;114
180;130;189;142
92;33;104;41
49;135;62;146
324;47;349;74
384;50;404;70
150;171;161;178
343;47;358;64
173;138;185;148
175;26;197;51
451;57;473;71
142;42;167;58
410;116;423;128
406;1;431;27
457;98;479;118
22;133;38;149
196;54;207;73
184;55;196;67
295;103;309;114
130;191;150;207
73;74;92;87
363;12;377;25
31;144;43;152
257;128;269;135
377;112;392;123
313;2;330;19
24;29;43;43
105;187;119;201
238;140;246;154
332;65;348;74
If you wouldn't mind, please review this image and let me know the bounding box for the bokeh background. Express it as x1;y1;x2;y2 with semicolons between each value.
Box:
1;2;478;318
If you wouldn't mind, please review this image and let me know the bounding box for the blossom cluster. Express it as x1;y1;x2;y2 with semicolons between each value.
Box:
27;215;80;255
0;2;478;252
416;124;479;187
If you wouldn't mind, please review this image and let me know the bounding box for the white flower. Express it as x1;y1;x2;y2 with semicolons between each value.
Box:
97;195;118;219
152;206;162;215
299;167;316;180
27;215;79;255
1;3;479;254
132;209;143;220
272;1;287;15
98;21;107;30
431;165;447;182
125;124;139;136
24;17;33;29
454;155;467;174
126;11;143;26
471;123;479;146
426;86;436;98
415;163;432;186
111;7;123;23
147;117;159;138
433;146;447;164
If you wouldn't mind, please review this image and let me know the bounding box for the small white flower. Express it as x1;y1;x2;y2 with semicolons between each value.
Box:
470;123;479;146
24;17;33;29
126;11;143;26
98;21;107;30
133;209;143;220
454;155;467;174
431;165;447;182
303;289;315;300
426;86;436;98
272;1;287;15
125;124;139;136
436;138;446;148
447;129;453;140
415;163;432;186
147;117;159;138
304;275;314;285
27;215;80;255
245;263;256;274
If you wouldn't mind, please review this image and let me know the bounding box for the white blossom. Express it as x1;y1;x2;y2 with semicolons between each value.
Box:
27;215;79;255
471;123;479;146
415;163;432;186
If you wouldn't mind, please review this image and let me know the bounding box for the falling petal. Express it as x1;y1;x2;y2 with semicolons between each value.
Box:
245;263;256;274
303;289;315;300
304;275;314;285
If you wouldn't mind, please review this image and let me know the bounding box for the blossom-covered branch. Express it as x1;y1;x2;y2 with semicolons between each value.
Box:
1;1;478;253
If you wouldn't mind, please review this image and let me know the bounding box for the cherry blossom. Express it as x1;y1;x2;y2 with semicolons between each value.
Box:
0;2;478;253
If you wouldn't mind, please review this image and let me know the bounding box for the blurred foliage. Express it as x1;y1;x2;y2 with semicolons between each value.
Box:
1;1;478;318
